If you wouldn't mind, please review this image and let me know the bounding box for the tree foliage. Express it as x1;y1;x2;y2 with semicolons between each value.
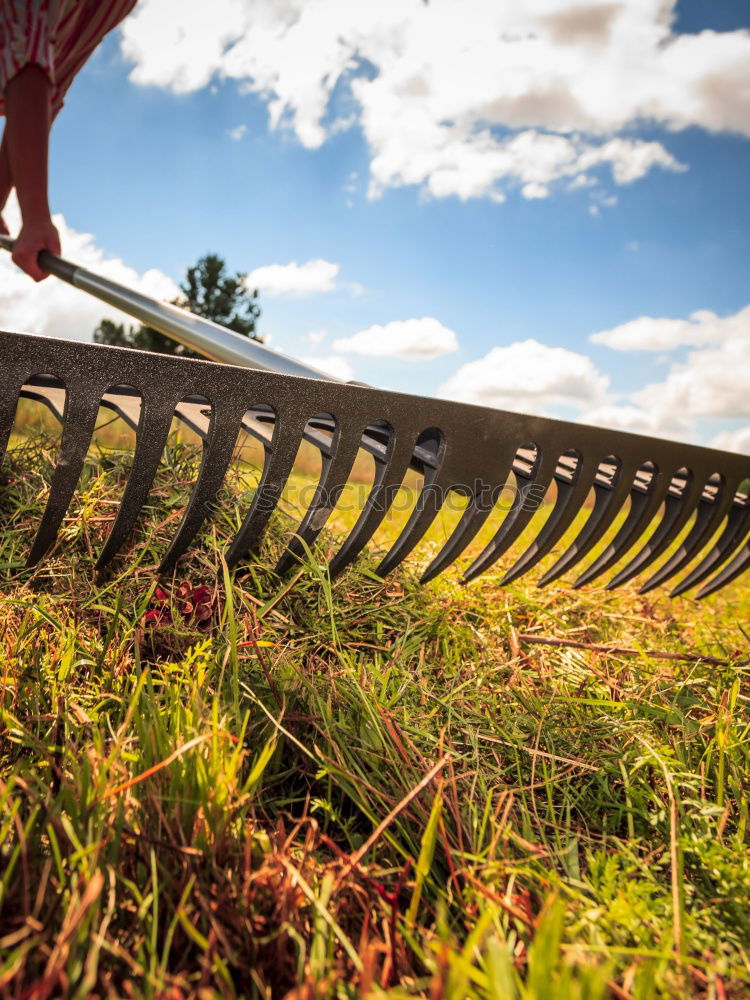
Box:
93;253;262;357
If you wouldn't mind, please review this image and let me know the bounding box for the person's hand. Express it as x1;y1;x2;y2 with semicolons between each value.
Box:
12;214;61;281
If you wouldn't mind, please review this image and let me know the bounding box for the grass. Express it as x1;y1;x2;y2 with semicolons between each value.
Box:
0;413;749;999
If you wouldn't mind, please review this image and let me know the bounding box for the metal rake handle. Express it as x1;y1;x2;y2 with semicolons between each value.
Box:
0;234;338;382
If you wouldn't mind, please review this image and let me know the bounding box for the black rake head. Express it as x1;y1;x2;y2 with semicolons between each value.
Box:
2;330;749;599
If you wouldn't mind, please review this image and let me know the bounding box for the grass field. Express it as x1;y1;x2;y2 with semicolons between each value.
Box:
1;409;749;999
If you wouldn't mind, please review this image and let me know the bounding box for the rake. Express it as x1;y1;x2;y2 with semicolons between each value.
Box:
1;236;749;598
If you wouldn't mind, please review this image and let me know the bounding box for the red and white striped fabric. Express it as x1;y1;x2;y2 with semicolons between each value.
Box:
0;0;137;117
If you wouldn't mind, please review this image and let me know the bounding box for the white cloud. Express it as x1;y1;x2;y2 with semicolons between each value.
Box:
439;339;608;414
632;338;750;420
227;124;247;140
0;195;179;343
365;127;683;204
521;182;550;200
593;191;618;208
590;305;750;351
576;138;685;185
344;280;366;298
711;426;750;456
578;403;691;439
116;0;738;203
333;317;459;360
578;403;665;435
306;329;328;345
589;302;750;431
245;258;340;297
299;354;354;381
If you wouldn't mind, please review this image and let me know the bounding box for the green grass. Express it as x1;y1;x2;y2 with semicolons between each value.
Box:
1;421;749;999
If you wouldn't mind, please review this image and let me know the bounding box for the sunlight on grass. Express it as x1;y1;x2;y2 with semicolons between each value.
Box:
1;430;748;997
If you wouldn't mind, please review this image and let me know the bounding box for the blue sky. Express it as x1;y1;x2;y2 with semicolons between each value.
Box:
2;0;749;452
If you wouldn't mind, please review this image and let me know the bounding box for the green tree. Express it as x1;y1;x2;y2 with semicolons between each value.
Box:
93;253;262;357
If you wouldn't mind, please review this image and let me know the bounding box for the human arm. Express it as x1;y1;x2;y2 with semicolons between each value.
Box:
0;130;11;234
2;63;60;280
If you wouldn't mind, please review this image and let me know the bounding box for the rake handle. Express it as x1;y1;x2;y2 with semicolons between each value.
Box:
0;234;339;382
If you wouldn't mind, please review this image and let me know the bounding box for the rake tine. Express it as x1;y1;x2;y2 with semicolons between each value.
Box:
538;460;631;586
95;396;177;572
328;433;416;578
696;539;750;599
240;408;275;449
159;403;248;574
375;459;455;578
502;452;595;586
172;399;212;440
418;495;490;584
99;390;142;434
0;382;23;468
573;466;665;589
462;449;558;584
638;476;732;593
366;421;445;578
275;425;362;575
605;471;703;590
19;384;67;426
26;386;102;567
225;411;308;567
241;407;356;458
423;442;549;584
670;498;750;597
420;488;500;584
